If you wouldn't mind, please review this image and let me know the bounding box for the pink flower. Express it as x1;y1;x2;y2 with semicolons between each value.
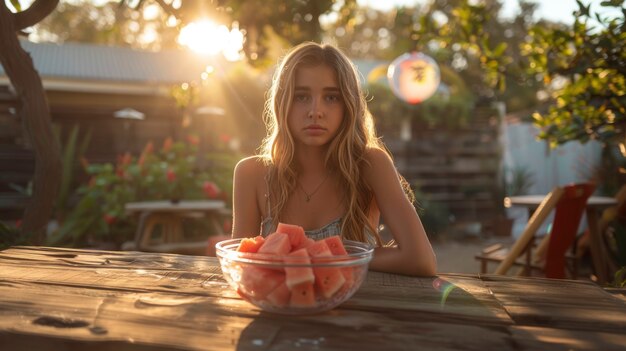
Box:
138;141;154;167
166;169;177;182
202;181;220;198
80;157;89;170
143;141;154;154
162;137;173;152
121;152;132;166
103;214;116;225
187;134;200;145
219;134;231;143
116;168;126;179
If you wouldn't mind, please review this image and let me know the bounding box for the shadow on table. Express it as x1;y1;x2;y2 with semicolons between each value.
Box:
234;276;513;350
234;274;626;350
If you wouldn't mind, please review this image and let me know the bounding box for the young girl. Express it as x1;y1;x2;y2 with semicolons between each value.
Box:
232;42;437;276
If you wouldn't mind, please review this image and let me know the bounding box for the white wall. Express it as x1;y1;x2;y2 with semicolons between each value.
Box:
502;120;603;237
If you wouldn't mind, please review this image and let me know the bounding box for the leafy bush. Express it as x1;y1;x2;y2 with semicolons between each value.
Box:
0;221;31;250
413;185;451;239
48;137;240;248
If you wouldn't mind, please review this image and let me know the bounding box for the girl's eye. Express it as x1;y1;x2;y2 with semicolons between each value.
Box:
294;94;310;102
326;95;341;103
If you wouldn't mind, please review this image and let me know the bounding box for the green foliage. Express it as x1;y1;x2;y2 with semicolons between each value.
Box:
612;266;626;288
34;1;181;50
225;0;347;65
505;166;535;197
9;0;21;12
492;165;535;217
368;0;542;114
0;222;30;250
413;185;450;238
53;124;92;221
525;1;626;147
413;0;513;94
48;138;240;247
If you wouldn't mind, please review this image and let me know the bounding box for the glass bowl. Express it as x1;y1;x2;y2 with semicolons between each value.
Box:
215;238;373;315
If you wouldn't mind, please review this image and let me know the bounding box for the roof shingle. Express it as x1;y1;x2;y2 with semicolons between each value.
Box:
0;40;209;84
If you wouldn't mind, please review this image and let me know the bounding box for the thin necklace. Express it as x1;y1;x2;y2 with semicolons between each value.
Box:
298;173;329;202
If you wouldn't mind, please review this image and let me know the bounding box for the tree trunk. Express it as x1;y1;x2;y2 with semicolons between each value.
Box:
0;3;61;244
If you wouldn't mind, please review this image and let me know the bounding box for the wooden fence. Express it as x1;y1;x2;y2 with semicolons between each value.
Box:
387;106;502;233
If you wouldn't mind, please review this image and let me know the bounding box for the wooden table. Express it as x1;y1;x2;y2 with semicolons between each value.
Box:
505;195;618;284
1;246;625;350
125;200;229;255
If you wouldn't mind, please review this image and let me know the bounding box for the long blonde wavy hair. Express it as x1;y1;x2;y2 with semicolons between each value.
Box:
259;42;411;246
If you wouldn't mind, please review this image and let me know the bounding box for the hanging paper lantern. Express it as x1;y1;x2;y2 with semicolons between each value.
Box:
387;52;441;104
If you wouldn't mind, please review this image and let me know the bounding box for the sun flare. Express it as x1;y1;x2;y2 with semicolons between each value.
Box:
178;19;244;61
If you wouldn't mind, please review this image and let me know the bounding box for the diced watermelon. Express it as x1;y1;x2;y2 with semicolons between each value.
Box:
323;236;353;286
284;248;314;289
293;237;315;251
265;282;291;308
258;232;291;255
313;267;346;298
237;236;265;253
239;266;285;299
276;223;307;250
290;282;316;307
324;236;348;255
306;240;332;258
306;240;347;298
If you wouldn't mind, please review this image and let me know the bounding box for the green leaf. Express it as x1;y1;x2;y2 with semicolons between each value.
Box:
492;42;507;57
58;125;80;211
9;0;21;12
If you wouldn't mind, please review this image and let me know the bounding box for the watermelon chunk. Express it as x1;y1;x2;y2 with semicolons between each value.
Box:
306;240;346;298
258;232;291;255
324;236;348;255
237;236;265;253
290;282;316;307
293;237;315;251
284;248;314;289
324;236;354;286
265;282;291;308
313;267;346;298
239;266;285;299
306;240;333;258
276;223;307;250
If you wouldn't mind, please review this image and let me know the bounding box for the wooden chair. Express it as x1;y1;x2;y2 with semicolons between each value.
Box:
476;183;595;278
598;185;626;268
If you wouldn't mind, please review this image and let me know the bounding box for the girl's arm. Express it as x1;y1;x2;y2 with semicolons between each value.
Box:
364;148;437;276
231;157;263;238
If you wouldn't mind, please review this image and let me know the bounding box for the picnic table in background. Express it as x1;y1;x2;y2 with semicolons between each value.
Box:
124;200;229;255
0;246;625;350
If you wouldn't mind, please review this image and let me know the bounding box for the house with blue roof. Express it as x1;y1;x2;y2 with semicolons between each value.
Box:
0;40;222;162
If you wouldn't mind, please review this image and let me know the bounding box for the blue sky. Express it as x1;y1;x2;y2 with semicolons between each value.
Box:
358;0;620;24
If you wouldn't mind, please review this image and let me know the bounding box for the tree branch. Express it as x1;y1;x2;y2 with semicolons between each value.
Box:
14;0;60;31
153;0;181;19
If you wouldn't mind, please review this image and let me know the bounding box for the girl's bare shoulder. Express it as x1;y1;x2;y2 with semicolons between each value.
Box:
235;155;270;180
363;147;394;171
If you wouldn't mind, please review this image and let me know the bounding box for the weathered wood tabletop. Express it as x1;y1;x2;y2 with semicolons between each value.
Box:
0;246;625;350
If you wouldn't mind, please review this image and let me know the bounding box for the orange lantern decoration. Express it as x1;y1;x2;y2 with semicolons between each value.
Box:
387;52;441;104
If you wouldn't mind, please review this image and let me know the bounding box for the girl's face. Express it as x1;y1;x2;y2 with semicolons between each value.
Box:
288;64;345;148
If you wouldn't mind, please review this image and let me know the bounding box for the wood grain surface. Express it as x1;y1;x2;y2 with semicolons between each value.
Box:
0;246;625;350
